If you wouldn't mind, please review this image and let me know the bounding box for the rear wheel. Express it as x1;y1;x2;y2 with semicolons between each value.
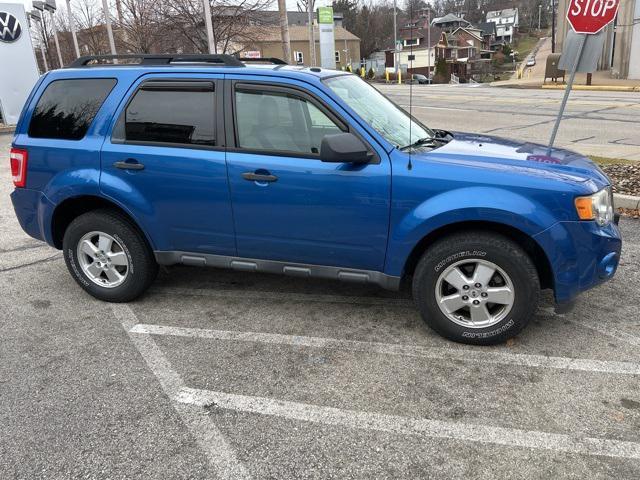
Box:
63;209;158;302
412;231;540;345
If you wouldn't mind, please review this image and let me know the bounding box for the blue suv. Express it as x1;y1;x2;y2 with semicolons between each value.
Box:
9;54;621;345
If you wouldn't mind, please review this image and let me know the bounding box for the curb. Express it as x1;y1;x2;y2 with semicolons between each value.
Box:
614;193;640;211
542;84;640;92
0;125;15;134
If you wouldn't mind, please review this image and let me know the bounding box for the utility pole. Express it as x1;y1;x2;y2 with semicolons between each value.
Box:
393;0;397;72
277;0;291;63
307;0;316;66
101;0;117;56
43;1;64;68
551;0;556;53
65;0;80;58
29;11;49;72
427;8;431;77
202;0;215;53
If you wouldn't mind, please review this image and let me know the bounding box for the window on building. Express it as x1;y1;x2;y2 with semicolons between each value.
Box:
113;81;216;147
294;51;304;64
404;38;420;46
29;79;116;140
235;88;343;155
335;50;341;63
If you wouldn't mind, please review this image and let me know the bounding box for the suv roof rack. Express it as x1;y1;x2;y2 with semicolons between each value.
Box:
68;54;245;68
238;57;288;65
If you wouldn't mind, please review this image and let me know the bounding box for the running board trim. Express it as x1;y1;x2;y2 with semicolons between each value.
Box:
154;251;401;291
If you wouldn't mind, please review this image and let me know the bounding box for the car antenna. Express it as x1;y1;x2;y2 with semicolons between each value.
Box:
407;0;415;171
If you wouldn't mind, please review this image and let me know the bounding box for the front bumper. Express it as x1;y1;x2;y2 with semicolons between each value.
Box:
533;219;622;304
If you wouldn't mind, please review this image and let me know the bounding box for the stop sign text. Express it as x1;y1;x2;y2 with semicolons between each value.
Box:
567;0;620;34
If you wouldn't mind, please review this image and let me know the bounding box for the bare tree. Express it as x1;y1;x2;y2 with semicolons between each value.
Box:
164;0;275;55
118;0;163;53
75;0;111;55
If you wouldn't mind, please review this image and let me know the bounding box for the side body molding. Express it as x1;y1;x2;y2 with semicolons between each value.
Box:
155;251;402;291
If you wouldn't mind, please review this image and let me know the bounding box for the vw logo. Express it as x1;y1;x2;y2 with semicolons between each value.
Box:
0;12;21;43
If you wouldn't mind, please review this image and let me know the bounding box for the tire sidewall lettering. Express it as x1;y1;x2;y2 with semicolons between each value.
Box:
434;250;487;273
461;318;515;339
67;247;90;287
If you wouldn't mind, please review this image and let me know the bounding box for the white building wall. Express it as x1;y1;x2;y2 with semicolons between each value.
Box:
629;0;640;79
0;3;40;124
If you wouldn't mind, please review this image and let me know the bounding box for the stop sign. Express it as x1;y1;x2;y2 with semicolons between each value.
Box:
566;0;620;34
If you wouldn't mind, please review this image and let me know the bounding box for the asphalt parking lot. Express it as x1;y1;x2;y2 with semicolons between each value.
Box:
1;132;640;479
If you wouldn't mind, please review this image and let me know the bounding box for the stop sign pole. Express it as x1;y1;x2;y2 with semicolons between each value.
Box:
547;0;620;155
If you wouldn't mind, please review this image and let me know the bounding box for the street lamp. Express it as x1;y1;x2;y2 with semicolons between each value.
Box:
42;0;65;68
66;0;80;58
100;0;118;57
28;9;49;72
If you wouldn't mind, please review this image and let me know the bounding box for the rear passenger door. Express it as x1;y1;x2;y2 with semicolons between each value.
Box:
100;76;235;255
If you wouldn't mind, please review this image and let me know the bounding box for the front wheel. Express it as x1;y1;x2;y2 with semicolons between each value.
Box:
63;209;158;302
412;231;540;345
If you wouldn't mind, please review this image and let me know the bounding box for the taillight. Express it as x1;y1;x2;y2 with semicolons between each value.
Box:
10;148;28;188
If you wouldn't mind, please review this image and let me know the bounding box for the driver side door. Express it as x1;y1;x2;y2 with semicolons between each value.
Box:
224;79;391;272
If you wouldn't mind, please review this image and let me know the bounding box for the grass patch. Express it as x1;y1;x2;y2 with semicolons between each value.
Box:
513;35;540;61
589;156;635;165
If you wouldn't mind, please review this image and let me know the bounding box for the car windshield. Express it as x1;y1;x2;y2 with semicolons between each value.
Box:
324;74;433;149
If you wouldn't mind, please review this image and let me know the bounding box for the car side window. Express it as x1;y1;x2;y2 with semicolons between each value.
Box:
29;78;116;140
113;81;215;147
235;87;343;155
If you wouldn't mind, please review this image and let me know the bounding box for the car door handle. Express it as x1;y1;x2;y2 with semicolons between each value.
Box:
114;160;145;170
242;172;278;183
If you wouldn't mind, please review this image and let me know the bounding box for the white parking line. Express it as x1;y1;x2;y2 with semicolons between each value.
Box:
156;287;640;349
112;305;251;479
177;387;640;460
129;323;640;376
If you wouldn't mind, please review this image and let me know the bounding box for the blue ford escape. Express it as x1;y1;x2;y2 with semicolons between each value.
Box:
9;54;621;345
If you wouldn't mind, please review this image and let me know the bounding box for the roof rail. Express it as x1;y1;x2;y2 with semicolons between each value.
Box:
68;54;245;68
238;57;288;65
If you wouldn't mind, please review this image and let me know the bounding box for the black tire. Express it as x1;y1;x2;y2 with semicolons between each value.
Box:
412;231;540;345
63;209;158;302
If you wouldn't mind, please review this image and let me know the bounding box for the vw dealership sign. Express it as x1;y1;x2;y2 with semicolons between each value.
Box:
0;3;39;125
0;11;21;42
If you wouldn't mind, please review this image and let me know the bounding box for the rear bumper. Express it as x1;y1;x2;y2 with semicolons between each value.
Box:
10;188;55;246
533;220;622;304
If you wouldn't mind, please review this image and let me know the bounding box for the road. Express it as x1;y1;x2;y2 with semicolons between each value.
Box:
2;128;640;477
376;83;640;161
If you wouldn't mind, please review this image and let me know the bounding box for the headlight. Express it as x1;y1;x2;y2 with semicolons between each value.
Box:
575;187;614;226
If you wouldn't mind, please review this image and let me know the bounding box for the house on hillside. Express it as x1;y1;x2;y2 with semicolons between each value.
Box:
485;8;519;43
436;26;492;81
431;13;471;32
390;9;441;76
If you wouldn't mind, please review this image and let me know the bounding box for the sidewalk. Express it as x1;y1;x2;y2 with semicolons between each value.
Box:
494;68;640;91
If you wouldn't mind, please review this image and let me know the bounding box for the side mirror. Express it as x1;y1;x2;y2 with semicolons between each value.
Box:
320;133;371;164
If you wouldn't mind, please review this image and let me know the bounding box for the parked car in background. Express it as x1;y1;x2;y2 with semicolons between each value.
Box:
526;58;536;67
10;54;621;345
409;74;432;84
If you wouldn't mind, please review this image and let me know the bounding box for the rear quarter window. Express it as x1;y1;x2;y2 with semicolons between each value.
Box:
28;78;117;140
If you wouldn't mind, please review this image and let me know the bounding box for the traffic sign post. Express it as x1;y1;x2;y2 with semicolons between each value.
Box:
547;0;620;155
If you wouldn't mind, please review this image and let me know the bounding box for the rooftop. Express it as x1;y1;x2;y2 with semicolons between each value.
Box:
486;8;518;20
